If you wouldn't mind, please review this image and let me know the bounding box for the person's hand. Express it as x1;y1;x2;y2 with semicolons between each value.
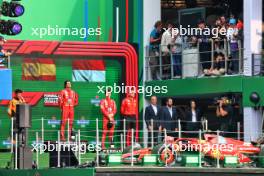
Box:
148;125;153;131
219;100;223;107
159;126;162;132
109;117;114;122
175;128;178;131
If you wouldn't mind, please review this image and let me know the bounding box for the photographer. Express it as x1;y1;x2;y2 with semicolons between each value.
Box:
216;96;233;134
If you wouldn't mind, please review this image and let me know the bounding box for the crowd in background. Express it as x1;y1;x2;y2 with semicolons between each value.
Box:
148;14;244;80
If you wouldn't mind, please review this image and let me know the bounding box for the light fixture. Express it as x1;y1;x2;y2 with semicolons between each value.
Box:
1;1;24;17
0;20;22;35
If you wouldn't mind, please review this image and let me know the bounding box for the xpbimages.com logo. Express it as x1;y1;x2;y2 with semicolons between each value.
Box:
31;25;102;39
31;141;102;154
97;83;168;96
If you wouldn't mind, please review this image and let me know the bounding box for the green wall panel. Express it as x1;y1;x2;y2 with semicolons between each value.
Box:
146;76;264;107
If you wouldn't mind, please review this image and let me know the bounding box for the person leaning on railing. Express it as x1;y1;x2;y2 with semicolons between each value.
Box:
149;21;163;80
204;52;225;76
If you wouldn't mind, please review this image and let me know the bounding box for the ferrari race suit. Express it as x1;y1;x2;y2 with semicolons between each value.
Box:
59;88;78;141
100;97;117;149
121;96;137;146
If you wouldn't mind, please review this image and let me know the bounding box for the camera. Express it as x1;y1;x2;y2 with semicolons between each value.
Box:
213;97;232;106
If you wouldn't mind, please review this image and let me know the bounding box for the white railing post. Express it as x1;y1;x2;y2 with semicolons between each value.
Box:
96;118;99;167
151;119;154;148
216;130;220;168
15;133;18;170
41;117;44;143
11;117;14;153
199;130;202;168
131;128;134;167
123;118;126;148
237;122;241;140
78;129;81;164
120;134;124;152
36;132;39;168
205;119;208;131
164;129;168;167
57;131;61;168
178;119;181;138
67;118;70;143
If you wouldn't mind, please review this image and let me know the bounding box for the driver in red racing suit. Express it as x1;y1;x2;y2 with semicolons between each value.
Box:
121;89;137;146
59;80;78;141
100;89;117;149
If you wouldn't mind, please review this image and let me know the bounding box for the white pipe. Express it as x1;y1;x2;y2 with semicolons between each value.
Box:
15;133;18;170
36;132;39;168
67;118;70;143
41;117;44;143
57;131;60;167
151;119;154;148
96;118;99;167
78;129;81;164
131;128;134;167
199;130;202;168
216;130;220;168
123;118;126;148
11;117;13;153
115;7;119;42
178;119;181;138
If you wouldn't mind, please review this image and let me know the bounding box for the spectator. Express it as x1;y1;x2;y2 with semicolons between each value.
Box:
213;18;226;50
0;37;11;68
161;21;173;79
171;26;182;78
149;21;163;80
161;98;178;137
196;19;212;71
220;15;227;27
226;18;239;74
185;100;202;137
216;96;233;135
144;96;162;146
204;52;225;76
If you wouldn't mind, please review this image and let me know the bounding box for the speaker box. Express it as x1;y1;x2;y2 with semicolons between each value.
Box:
16;104;31;128
49;145;79;167
16;146;33;169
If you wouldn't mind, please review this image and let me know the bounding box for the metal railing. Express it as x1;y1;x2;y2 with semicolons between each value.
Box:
145;39;244;81
0;117;253;169
252;53;264;76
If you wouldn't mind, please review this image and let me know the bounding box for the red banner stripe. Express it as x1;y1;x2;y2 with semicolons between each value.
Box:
72;59;105;71
22;75;56;81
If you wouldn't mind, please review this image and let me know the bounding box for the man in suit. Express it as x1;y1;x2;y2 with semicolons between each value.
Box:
145;96;162;146
161;98;178;137
185;100;202;137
